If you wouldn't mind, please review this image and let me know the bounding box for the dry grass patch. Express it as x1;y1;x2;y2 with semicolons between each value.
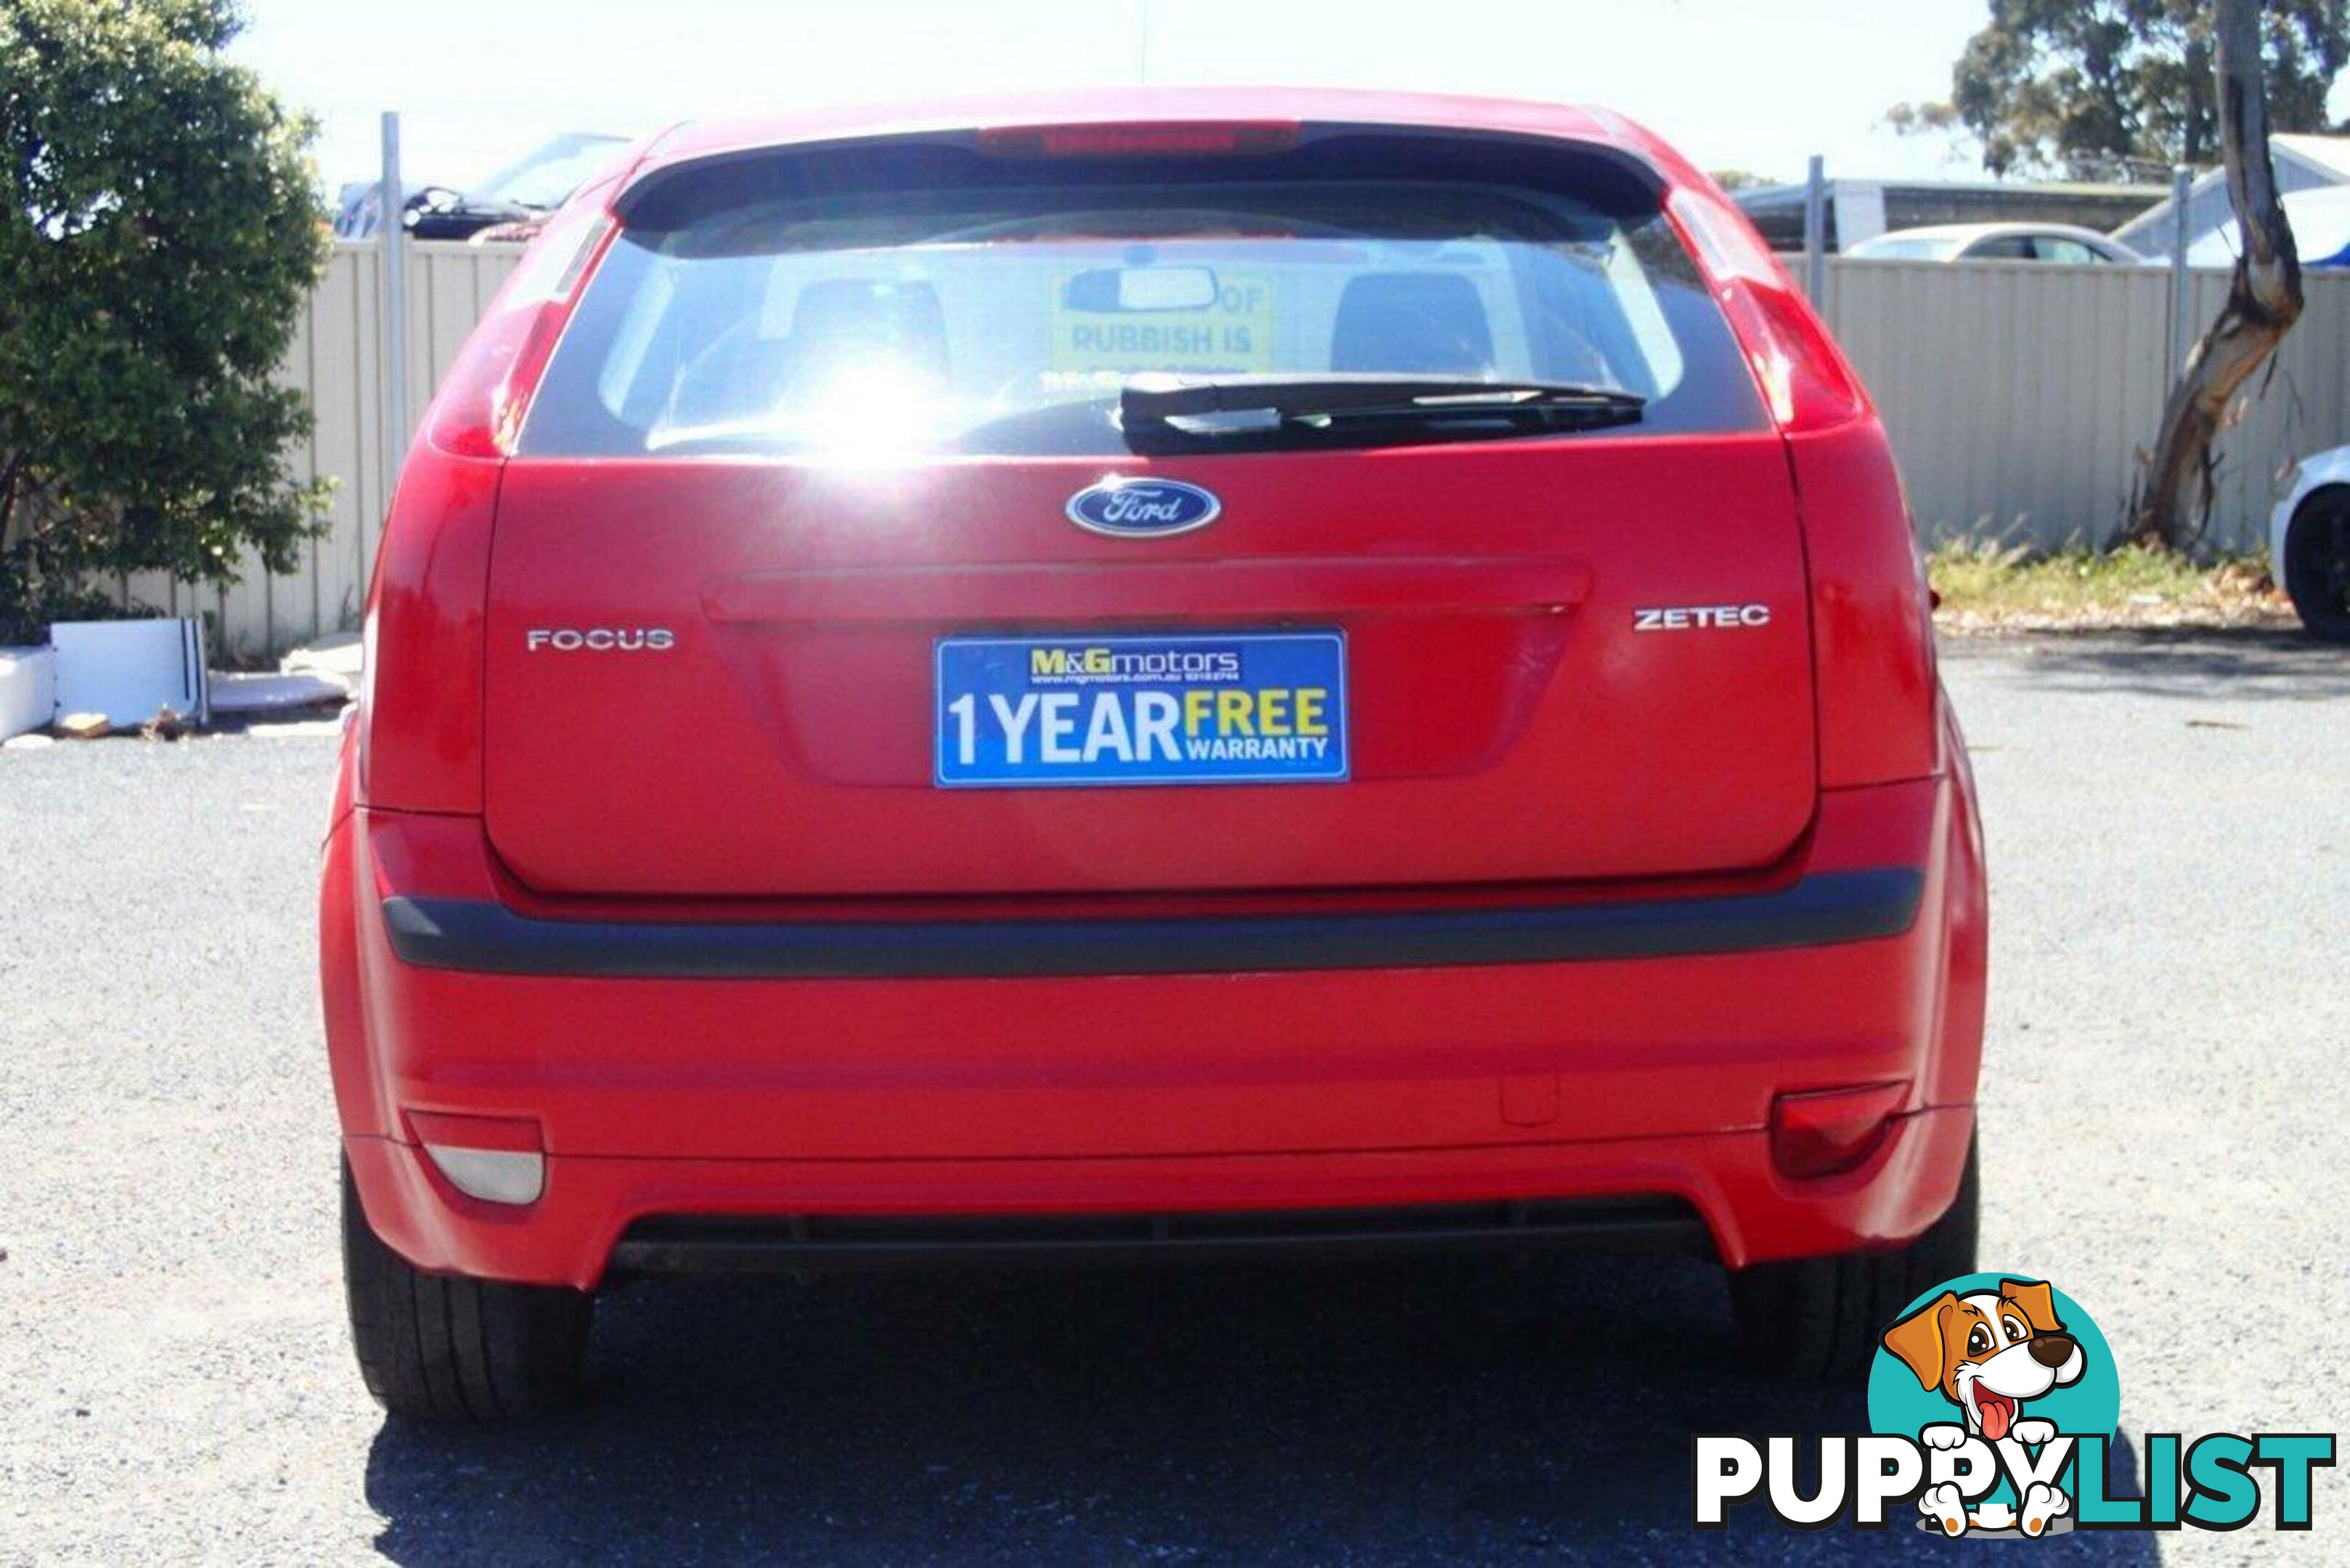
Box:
1925;542;2294;634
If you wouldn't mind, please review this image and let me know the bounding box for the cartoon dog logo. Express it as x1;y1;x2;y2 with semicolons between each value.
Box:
1881;1278;2087;1538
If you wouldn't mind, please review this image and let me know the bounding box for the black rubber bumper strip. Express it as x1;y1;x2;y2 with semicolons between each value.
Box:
608;1197;1714;1275
380;867;1922;980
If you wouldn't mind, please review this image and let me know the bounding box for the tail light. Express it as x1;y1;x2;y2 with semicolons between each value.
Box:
1664;185;1866;433
364;203;613;813
424;205;614;459
1667;185;1935;788
356;446;501;813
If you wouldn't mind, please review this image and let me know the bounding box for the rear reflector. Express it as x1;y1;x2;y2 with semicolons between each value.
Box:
423;1147;545;1206
407;1111;545;1205
1768;1082;1909;1180
977;122;1300;158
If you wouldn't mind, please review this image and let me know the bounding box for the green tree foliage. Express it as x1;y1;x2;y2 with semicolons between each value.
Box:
1894;0;2349;179
0;0;328;644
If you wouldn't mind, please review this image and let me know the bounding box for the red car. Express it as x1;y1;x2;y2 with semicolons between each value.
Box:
324;90;1985;1418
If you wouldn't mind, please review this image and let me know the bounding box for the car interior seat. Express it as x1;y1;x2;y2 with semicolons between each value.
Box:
666;277;950;435
1329;271;1495;376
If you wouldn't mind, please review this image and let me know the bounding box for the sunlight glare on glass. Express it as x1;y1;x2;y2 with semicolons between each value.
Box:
800;357;952;467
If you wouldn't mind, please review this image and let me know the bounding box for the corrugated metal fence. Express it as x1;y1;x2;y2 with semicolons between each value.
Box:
1816;259;2350;551
122;242;523;660
170;242;2350;657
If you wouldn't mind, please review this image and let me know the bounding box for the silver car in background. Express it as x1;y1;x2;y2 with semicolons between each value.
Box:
1845;223;2147;265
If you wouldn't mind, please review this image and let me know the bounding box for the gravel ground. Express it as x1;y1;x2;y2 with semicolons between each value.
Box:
1;632;2346;1564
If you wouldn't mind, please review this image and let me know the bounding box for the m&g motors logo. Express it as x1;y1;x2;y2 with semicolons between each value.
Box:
1029;644;1241;685
1695;1275;2334;1538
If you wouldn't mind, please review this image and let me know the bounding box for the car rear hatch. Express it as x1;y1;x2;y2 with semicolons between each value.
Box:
480;121;1814;899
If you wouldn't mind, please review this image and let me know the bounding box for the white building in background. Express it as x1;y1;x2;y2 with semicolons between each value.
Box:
2115;134;2350;257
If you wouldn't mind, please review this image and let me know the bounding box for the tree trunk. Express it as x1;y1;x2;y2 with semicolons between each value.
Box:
2129;0;2303;550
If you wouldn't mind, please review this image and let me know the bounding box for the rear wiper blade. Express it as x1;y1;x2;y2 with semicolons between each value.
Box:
1120;372;1645;448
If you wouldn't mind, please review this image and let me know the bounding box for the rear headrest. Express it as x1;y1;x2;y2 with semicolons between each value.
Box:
1330;271;1494;376
788;279;949;377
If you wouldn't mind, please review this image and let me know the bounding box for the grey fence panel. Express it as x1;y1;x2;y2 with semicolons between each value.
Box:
1820;258;2349;552
2183;266;2350;547
406;243;519;446
127;242;520;660
154;242;2350;656
1821;259;2174;549
307;245;382;648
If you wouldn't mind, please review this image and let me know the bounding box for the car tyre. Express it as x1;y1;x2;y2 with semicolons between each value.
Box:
2284;488;2350;642
341;1157;592;1420
1726;1137;1979;1384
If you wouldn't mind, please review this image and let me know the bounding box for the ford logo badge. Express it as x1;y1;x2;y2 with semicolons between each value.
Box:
1065;477;1221;538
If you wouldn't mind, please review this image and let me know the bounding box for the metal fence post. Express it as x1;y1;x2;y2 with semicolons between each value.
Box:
380;111;409;478
2166;164;2195;374
1804;155;1828;304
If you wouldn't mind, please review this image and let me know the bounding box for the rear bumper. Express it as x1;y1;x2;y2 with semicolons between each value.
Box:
322;769;1986;1290
345;1108;1975;1290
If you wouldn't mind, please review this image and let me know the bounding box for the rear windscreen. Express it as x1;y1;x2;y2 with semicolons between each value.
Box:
520;133;1765;458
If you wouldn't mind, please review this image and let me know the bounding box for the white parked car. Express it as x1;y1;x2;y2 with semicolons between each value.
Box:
2185;187;2350;270
1844;223;2147;265
2272;448;2350;640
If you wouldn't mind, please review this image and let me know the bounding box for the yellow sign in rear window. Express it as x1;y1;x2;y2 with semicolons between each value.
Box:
1049;272;1276;378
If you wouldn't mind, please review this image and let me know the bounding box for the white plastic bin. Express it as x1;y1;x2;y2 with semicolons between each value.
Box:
0;645;57;740
49;618;209;731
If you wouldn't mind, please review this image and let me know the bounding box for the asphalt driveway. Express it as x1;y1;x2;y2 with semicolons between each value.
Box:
1;631;2345;1562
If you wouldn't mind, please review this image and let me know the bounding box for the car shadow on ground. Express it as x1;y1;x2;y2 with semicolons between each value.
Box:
1946;625;2350;703
362;1254;2157;1564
